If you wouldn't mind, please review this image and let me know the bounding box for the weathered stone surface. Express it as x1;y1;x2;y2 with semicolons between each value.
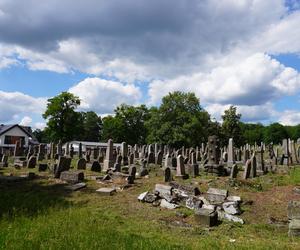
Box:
227;196;242;203
218;211;244;224
288;201;300;220
138;191;149;201
207;188;228;203
222;201;241;215
96;187;116;196
91;161;101;172
243;160;251;179
66;182;87;191
76;158;86;170
60;171;84;184
186;197;203;210
164;167;172;182
27;156;37;168
194;208;218;227
289;219;300;237
160;199;179;209
230;164;238;179
155;184;173;196
54;156;71;178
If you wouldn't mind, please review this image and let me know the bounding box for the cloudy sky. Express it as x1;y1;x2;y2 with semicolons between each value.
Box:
1;0;300;129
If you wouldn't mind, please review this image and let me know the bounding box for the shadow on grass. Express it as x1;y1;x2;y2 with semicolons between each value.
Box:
0;177;72;219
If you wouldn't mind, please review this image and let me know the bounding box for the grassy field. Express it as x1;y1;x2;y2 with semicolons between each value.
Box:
1;161;300;249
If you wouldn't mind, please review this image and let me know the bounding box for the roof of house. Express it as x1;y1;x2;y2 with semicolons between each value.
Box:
0;124;38;143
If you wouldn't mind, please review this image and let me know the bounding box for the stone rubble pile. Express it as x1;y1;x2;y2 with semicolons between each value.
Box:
138;182;244;226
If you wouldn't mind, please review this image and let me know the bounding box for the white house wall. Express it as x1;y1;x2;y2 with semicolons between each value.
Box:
0;126;29;147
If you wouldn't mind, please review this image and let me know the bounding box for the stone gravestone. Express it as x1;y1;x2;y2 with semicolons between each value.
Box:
27;156;37;168
176;155;188;179
204;135;224;176
128;165;136;184
164;153;171;169
60;171;84;184
230;164;238;179
188;152;199;177
77;158;86;170
78;142;83;159
147;152;155;164
54;156;71;178
227;138;235;167
129;153;134;165
0;155;8;167
250;154;257;178
103;139;114;171
156;151;163;166
164;167;172;182
243;160;251;179
121;142;128;166
91;160;101;172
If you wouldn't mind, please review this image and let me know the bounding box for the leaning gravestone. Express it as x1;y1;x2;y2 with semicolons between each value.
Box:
27;156;37;168
54;156;71;178
250;155;257;178
243;160;251;179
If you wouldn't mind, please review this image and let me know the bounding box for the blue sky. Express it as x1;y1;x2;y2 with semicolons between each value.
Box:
1;0;300;129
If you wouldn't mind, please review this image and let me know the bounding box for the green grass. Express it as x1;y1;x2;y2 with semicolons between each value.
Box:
1;164;300;249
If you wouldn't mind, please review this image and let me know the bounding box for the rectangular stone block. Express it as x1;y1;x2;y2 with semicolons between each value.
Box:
60;171;84;184
195;208;218;227
96;187;116;196
288;201;300;220
289;219;300;237
207;188;228;203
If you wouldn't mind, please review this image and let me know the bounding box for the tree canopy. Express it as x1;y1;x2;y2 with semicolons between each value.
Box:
37;90;300;146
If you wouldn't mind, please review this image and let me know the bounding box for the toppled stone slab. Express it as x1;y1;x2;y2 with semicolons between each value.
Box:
138;191;149;202
207;188;228;203
195;208;218;227
222;202;241;215
227;196;242;203
66;182;87;191
137;192;158;203
60;171;84;184
96;187;116;196
155;184;173;196
218;211;244;224
160;199;179;209
186;196;203;210
169;182;201;198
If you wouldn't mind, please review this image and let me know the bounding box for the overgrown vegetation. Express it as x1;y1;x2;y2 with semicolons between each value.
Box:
1;164;300;249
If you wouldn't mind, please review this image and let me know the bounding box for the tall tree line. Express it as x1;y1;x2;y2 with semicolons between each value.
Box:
34;91;300;146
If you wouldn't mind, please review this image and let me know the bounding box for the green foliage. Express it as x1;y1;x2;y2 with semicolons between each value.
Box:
102;104;149;144
77;111;103;142
221;106;243;146
263;123;288;144
37;91;300;146
43;92;81;142
145;91;210;147
240;123;264;145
